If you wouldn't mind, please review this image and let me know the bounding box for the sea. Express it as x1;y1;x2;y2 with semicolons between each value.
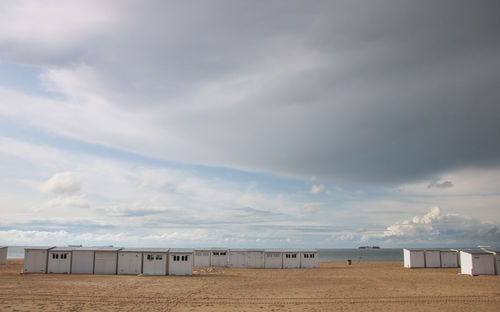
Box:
6;246;403;262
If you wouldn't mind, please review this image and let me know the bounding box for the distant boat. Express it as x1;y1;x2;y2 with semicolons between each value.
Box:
358;246;380;249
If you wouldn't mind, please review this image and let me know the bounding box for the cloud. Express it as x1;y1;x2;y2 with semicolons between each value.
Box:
0;1;499;185
43;196;90;210
363;207;500;246
40;172;81;195
427;181;453;189
311;184;325;195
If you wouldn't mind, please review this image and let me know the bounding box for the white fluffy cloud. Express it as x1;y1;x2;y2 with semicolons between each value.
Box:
311;184;325;195
363;207;500;246
40;172;81;196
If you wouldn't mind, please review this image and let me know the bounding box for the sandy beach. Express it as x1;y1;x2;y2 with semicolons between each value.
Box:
1;259;499;311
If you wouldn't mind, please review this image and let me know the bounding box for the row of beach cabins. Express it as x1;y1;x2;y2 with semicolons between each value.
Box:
0;246;7;265
21;246;318;276
404;248;500;275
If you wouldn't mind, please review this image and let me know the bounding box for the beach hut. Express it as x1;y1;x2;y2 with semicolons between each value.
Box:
168;248;194;276
228;249;247;268
246;249;265;268
282;250;300;269
142;248;169;275
211;248;228;267
403;248;425;268
424;250;441;268
483;248;500;275
194;248;211;267
0;246;7;265
47;247;72;274
264;250;282;269
460;250;495;275
117;248;143;275
440;249;458;268
94;247;121;275
23;246;54;273
71;247;95;274
300;249;318;268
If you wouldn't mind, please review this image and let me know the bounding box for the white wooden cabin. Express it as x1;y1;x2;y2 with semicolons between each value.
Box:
282;250;300;269
47;247;72;274
211;248;228;267
300;249;318;268
440;249;458;268
246;249;265;268
264;250;282;269
483;248;500;275
0;246;7;265
117;248;143;275
94;247;121;275
142;248;169;275
23;246;54;273
424;250;441;268
403;249;425;268
71;247;95;274
168;248;193;276
460;250;495;275
194;248;211;267
228;249;247;268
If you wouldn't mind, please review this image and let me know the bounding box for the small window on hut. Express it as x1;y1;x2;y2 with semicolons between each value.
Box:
156;255;162;260
147;254;154;261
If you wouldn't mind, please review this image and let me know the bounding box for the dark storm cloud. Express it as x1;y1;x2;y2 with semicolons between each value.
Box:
2;0;500;185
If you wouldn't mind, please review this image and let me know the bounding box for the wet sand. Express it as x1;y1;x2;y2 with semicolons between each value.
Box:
1;259;499;311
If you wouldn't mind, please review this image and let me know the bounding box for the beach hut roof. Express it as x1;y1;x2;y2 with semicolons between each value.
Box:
210;247;228;251
169;248;194;253
50;247;73;251
461;249;492;255
138;248;169;253
25;246;55;250
194;248;212;251
228;248;247;251
483;248;500;254
298;249;318;253
92;246;122;251
245;248;265;252
264;249;283;253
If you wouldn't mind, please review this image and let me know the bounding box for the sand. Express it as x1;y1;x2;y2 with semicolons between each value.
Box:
1;259;499;311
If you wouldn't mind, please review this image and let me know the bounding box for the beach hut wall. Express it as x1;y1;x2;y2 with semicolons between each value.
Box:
47;247;72;274
0;246;7;265
228;249;247;268
300;250;318;268
282;250;300;269
210;248;228;267
424;250;441;268
440;250;458;268
246;249;265;268
142;248;169;275
460;250;495;275
71;248;95;274
23;247;54;273
403;249;425;268
168;248;194;275
118;249;143;275
264;250;282;269
194;249;211;267
94;247;121;275
483;248;500;275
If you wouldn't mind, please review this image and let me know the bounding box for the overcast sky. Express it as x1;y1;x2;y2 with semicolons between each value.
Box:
0;0;499;248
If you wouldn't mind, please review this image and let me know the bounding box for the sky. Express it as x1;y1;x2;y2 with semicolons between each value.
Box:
0;0;499;248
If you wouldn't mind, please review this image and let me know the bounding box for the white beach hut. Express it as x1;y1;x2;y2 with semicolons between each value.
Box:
440;249;458;268
282;250;300;269
142;248;169;275
168;248;194;276
194;248;211;267
0;246;7;265
460;250;495;275
211;248;228;267
71;247;95;274
228;249;247;268
47;247;72;274
117;248;143;275
23;246;54;273
264;250;282;269
246;249;265;268
483;248;500;275
403;248;425;268
300;249;318;268
424;249;441;268
94;247;121;275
